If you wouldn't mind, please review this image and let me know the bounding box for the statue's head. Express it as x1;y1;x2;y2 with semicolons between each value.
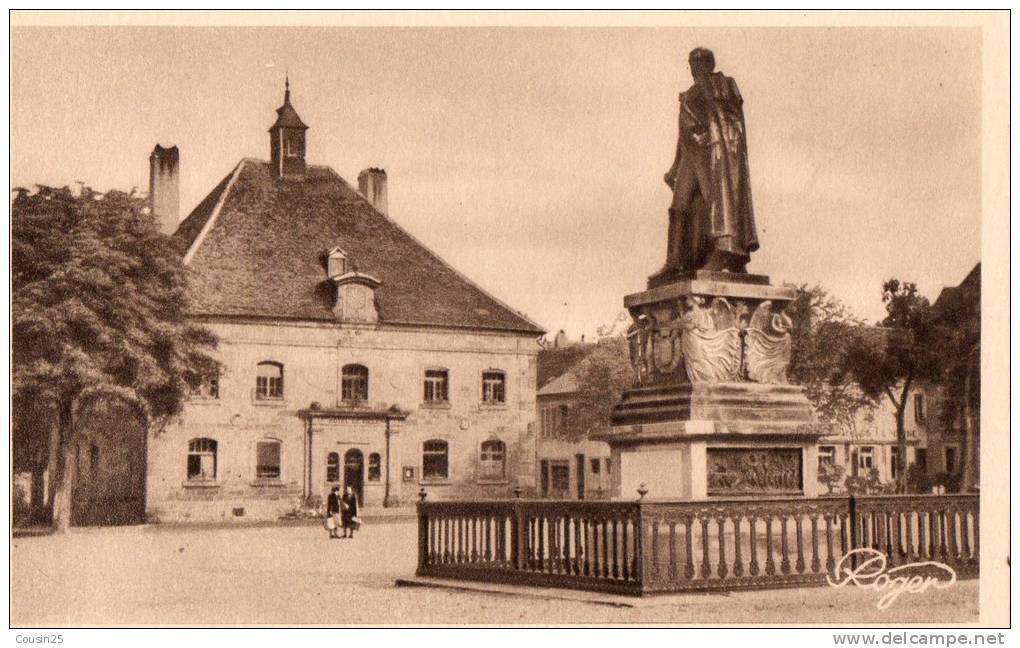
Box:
688;47;716;79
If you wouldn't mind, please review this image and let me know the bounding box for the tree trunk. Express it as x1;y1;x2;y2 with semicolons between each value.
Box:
48;400;78;531
44;412;62;513
894;399;908;494
29;466;46;515
960;346;979;492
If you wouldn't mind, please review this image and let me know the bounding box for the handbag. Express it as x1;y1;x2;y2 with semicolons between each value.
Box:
325;516;337;531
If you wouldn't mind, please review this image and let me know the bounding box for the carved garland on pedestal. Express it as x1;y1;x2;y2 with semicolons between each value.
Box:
628;298;793;386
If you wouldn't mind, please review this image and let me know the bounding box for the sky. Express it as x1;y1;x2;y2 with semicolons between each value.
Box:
11;26;981;339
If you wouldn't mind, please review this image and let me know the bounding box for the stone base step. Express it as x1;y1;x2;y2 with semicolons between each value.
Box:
611;381;814;426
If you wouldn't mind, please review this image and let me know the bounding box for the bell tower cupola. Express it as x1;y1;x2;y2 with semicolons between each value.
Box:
269;76;309;179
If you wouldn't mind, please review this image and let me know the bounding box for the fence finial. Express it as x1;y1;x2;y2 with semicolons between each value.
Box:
418;487;427;502
637;483;649;500
513;486;522;499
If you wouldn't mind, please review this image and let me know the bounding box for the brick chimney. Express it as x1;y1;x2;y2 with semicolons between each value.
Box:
358;168;388;215
149;145;180;235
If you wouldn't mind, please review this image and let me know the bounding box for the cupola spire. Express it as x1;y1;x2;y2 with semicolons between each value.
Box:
269;76;308;179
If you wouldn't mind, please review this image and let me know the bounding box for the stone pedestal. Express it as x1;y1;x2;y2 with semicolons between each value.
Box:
592;271;823;500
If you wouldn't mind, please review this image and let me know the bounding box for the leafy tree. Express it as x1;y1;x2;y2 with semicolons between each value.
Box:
840;280;942;493
817;460;846;495
558;337;631;440
786;284;876;437
12;185;219;530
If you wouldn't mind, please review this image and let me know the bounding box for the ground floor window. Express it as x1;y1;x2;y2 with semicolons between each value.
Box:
256;439;281;479
326;452;340;482
423;439;449;480
540;459;570;496
479;439;506;480
187;438;217;481
857;446;874;471
551;462;569;491
368;452;381;481
590;457;600;474
818;445;836;472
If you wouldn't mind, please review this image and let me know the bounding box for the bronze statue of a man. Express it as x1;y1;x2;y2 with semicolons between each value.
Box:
656;48;759;278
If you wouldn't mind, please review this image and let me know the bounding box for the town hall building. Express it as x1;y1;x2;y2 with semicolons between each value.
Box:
146;82;544;522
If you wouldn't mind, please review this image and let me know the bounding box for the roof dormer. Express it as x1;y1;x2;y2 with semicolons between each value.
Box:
325;246;348;279
331;271;382;324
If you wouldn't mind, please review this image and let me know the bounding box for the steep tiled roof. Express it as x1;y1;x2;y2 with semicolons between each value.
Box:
537;369;581;397
934;263;980;314
536;344;596;390
174;160;543;334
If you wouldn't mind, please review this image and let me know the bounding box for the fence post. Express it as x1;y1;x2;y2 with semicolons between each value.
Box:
513;500;527;571
416;503;428;575
848;495;859;569
635;502;646;594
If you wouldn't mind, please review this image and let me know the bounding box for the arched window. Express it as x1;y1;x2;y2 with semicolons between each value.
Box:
480;439;506;481
423;368;449;403
482;370;506;404
342;364;369;402
256;439;281;479
256;361;284;399
368;452;382;481
326;452;340;482
422;439;449;480
187;438;217;481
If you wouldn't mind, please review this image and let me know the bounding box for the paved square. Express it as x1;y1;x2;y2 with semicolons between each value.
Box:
12;520;977;625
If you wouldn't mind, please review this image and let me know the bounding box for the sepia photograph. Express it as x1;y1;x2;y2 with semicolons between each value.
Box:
7;9;1010;634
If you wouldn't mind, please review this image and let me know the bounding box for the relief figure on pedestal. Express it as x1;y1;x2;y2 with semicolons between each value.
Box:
707;448;803;495
649;306;683;377
679;296;741;383
655;47;759;279
627;314;653;385
743;300;793;384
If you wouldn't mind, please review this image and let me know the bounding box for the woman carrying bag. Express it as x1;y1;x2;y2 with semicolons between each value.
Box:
325;486;341;539
340;485;360;538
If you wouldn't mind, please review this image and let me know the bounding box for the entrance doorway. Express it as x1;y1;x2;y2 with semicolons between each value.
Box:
344;449;364;503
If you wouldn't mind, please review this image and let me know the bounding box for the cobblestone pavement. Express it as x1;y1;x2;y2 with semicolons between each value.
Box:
12;520;978;626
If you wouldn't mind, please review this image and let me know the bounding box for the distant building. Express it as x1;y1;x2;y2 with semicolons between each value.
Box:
818;264;980;491
816;385;926;486
925;262;980;489
535;339;612;500
146;82;544;522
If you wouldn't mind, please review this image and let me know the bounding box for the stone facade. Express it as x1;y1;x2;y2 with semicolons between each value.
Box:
534;340;612;500
817;383;963;489
148;82;544;523
147;319;539;522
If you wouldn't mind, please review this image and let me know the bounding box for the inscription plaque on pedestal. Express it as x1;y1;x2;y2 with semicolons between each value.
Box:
706;448;803;496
